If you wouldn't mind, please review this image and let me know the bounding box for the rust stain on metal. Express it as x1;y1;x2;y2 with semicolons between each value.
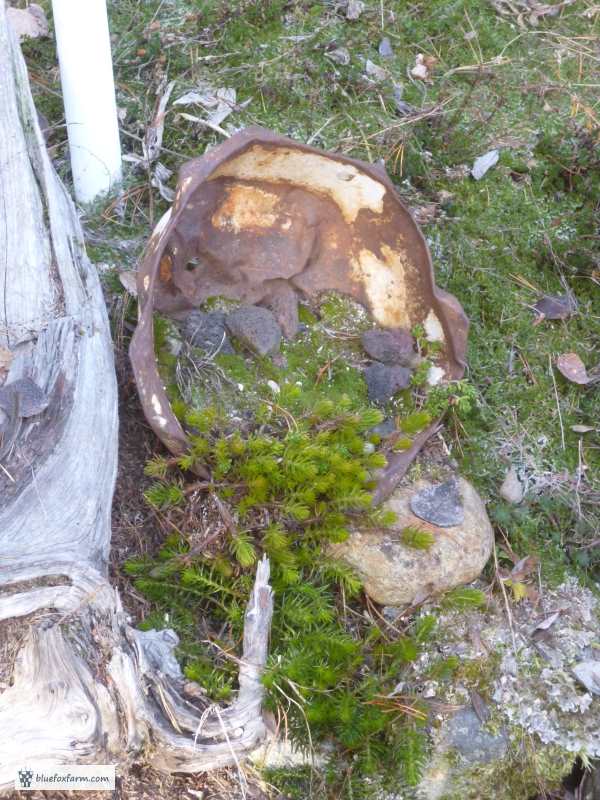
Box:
130;126;469;493
159;254;173;283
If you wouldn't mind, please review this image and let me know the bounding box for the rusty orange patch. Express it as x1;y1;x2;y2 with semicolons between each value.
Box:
159;254;172;283
211;184;282;233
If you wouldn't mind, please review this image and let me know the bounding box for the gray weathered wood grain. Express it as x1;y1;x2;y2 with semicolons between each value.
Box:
0;6;272;789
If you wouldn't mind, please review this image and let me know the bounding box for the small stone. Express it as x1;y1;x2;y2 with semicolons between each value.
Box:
0;377;49;417
225;306;282;356
182;311;234;355
361;328;418;366
329;476;494;606
364;362;411;405
410;479;464;527
442;709;508;763
499;466;523;504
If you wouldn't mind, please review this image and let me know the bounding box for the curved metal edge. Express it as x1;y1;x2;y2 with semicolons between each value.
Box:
131;127;469;486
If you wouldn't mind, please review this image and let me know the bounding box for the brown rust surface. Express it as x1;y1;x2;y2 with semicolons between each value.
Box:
130;127;468;494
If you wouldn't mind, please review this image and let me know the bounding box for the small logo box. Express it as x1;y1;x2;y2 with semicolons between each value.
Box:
16;765;116;791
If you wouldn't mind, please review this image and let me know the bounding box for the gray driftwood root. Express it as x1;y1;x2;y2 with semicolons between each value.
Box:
0;6;272;790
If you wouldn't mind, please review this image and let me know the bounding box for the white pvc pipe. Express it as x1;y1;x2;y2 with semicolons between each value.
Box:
52;0;122;204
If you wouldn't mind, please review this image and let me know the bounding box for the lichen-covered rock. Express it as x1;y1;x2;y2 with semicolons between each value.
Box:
413;576;600;800
330;476;493;605
225;305;282;356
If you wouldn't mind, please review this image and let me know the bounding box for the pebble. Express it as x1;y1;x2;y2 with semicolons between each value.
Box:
182;310;234;355
361;328;418;367
364;362;411;405
225;305;282;356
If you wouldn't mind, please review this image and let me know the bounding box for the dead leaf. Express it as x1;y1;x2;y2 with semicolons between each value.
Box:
499;466;523;504
326;47;350;66
571;424;594;434
471;150;499;180
411;53;436;81
151;162;175;202
490;0;575;28
174;85;248;129
534;611;560;631
346;0;365;20
470;690;490;723
7;4;48;41
378;37;393;58
510;554;539;582
556;353;590;385
365;59;388;82
409;204;438;225
533;293;575;323
118;271;138;296
393;84;416;116
143;80;175;166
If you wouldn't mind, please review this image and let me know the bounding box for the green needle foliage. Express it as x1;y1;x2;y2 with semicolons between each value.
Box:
400;525;436;550
125;394;446;793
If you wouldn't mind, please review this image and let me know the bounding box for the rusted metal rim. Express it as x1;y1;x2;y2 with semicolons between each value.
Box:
130;126;468;498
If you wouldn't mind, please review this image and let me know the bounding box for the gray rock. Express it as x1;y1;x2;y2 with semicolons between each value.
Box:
410;478;464;527
364;362;411;405
0;377;49;417
225;306;282;356
182;310;234;355
361;328;417;366
443;708;508;763
329;476;494;606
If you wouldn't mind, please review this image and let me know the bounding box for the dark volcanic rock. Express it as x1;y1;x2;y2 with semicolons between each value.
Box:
225;306;282;356
182;311;234;355
364;362;411;405
410;478;464;527
361;328;418;367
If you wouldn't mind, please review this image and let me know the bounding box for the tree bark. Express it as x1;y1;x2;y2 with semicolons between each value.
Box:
0;6;272;791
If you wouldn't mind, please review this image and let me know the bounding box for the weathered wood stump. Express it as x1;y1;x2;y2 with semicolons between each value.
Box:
0;6;272;790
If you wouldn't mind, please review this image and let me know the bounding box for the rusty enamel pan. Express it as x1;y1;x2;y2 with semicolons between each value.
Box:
130;127;468;498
